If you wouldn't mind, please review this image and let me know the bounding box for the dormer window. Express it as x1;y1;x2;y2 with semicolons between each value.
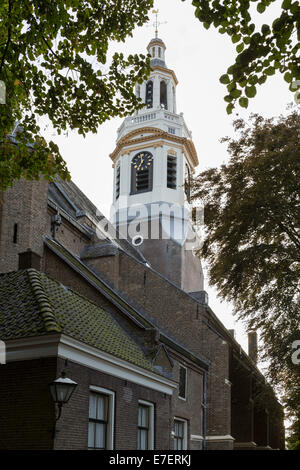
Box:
146;81;153;109
160;81;167;110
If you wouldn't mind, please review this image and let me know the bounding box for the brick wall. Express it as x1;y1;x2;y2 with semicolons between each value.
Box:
85;249;232;442
44;245;232;447
54;357;171;450
0;178;48;273
0;357;56;450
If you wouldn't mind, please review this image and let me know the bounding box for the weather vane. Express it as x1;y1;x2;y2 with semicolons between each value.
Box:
151;9;167;38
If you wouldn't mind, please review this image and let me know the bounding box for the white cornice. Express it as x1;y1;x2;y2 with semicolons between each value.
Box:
206;435;235;442
4;334;176;395
190;434;204;441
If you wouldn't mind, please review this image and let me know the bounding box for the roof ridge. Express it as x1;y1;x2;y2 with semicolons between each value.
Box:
27;269;61;333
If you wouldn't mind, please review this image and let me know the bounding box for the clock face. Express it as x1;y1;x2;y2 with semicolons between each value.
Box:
132;152;153;171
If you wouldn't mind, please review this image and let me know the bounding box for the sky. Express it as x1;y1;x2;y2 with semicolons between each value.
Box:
44;0;294;355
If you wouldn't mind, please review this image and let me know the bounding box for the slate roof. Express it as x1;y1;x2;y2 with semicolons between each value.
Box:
48;177;147;264
49;177;103;222
0;269;157;374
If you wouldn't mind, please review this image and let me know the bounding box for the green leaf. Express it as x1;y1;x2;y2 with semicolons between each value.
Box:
224;95;233;103
284;72;293;83
257;3;266;13
239;97;249;108
227;82;236;92
245;85;257;98
220;74;230;84
226;103;234;114
232;34;241;44
282;0;292;10
231;88;242;98
236;43;244;53
265;66;275;76
258;75;267;84
261;24;270;35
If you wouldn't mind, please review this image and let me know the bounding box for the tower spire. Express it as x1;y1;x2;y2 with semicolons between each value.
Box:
151;9;167;39
153;9;159;38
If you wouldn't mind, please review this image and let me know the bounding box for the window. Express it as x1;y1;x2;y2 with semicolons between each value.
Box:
131;152;153;194
160;81;167;109
158;47;161;58
115;164;120;200
184;164;191;203
137;401;154;450
173;418;188;450
172;86;176;113
178;365;187;400
13;223;18;243
88;388;115;449
146;81;153;108
167;155;177;189
168;127;175;135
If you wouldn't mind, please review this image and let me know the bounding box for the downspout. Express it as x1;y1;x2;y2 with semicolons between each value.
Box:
202;372;207;450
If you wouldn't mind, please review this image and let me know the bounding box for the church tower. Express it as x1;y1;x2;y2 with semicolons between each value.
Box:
109;36;204;293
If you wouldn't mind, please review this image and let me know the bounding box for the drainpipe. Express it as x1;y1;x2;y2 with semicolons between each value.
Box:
202;372;207;450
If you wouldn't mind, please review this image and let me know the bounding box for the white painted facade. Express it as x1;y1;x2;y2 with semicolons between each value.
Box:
110;37;199;245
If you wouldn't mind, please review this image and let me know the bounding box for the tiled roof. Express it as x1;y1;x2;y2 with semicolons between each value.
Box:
0;269;157;373
44;237;153;329
44;237;211;371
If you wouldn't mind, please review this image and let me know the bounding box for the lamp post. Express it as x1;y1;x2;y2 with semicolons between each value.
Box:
49;371;77;433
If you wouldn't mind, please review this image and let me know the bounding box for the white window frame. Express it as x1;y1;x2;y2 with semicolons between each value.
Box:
173;417;188;450
89;385;115;450
137;400;155;450
178;365;187;401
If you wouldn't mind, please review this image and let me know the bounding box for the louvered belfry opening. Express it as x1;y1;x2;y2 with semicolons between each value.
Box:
116;165;120;199
131;163;153;195
160;81;168;109
146;81;153;108
136;167;150;192
167;155;177;189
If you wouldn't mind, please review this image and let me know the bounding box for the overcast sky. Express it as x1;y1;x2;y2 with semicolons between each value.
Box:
44;0;294;355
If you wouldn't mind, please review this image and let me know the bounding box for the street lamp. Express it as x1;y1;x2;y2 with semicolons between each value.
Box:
49;371;77;422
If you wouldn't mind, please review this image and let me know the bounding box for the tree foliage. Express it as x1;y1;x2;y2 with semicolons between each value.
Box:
191;110;300;433
0;0;153;190
188;0;300;113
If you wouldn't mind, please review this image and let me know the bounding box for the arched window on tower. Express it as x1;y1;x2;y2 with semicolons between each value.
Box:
131;152;153;194
160;81;167;109
146;81;153;109
158;47;161;58
136;85;140;99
